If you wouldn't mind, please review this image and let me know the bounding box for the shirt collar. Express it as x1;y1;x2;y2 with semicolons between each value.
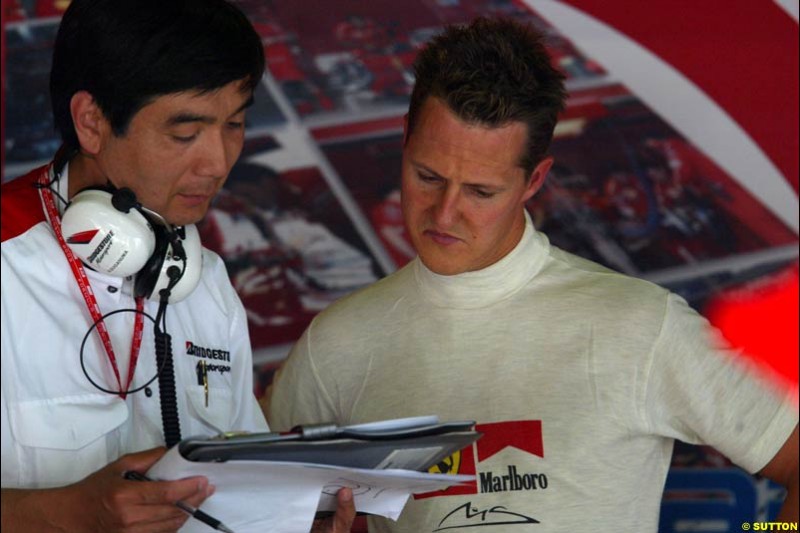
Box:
50;160;71;218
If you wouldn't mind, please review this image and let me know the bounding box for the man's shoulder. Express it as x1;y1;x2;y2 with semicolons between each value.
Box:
314;262;415;323
173;245;242;319
542;244;671;311
546;244;625;277
199;245;227;272
1;166;48;243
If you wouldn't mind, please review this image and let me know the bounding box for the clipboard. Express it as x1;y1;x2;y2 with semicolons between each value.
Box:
178;417;481;472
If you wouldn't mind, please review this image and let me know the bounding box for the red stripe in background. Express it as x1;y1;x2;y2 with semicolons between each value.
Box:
707;265;799;389
312;115;405;143
560;0;799;193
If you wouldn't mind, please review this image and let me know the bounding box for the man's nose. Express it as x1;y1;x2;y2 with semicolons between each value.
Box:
431;186;460;227
196;130;230;178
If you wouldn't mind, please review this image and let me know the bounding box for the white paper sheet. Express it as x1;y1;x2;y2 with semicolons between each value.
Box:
147;447;473;533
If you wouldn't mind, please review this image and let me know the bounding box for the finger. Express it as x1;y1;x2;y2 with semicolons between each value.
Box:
117;505;186;530
114;447;169;474
134;477;210;506
127;487;216;531
127;483;214;529
179;483;215;510
127;514;188;533
102;483;186;527
331;488;355;533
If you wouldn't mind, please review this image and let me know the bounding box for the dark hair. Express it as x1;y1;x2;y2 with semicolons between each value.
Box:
407;17;567;175
50;0;265;151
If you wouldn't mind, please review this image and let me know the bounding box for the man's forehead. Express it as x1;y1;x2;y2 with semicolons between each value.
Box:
408;98;529;173
142;82;253;120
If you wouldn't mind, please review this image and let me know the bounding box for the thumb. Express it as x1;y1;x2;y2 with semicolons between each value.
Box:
332;488;355;532
116;447;168;474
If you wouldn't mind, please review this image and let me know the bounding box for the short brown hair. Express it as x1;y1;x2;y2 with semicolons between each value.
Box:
407;17;567;175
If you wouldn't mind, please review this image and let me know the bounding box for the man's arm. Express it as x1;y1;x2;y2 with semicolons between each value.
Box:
758;424;799;521
1;448;212;533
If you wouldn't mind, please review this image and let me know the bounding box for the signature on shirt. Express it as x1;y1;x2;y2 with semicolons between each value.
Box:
433;501;539;530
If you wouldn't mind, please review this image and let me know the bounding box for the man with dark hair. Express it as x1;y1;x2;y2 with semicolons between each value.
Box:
406;17;566;178
0;1;354;531
267;17;797;532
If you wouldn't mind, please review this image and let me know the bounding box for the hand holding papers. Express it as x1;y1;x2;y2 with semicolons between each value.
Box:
146;417;481;533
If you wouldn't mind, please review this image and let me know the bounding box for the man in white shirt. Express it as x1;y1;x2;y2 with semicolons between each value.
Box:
1;1;354;531
267;17;798;532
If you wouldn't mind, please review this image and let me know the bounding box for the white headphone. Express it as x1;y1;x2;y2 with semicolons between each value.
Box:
60;186;202;303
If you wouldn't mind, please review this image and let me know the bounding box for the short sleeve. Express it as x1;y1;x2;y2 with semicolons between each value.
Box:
643;293;797;473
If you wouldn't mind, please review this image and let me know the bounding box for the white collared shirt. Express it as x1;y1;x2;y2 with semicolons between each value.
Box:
1;163;267;489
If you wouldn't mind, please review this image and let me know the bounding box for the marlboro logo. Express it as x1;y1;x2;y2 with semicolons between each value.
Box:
417;419;546;499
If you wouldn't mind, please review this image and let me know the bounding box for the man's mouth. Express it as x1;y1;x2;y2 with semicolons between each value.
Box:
177;192;213;206
424;229;462;245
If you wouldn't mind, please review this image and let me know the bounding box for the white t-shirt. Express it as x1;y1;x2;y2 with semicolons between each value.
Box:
268;213;797;532
1;163;267;489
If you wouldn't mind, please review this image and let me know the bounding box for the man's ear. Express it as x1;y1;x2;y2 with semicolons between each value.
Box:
70;91;109;156
402;113;409;147
522;157;554;203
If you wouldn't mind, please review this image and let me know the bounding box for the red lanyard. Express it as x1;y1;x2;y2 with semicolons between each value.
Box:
38;167;144;399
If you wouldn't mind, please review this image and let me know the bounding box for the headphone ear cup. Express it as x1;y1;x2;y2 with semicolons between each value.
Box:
134;224;169;299
61;188;156;277
144;224;203;303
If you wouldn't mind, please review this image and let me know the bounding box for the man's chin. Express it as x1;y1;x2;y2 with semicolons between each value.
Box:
418;254;470;277
163;206;208;227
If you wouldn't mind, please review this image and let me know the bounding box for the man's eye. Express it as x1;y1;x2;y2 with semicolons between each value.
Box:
172;134;197;143
227;121;245;130
471;189;495;199
419;173;440;183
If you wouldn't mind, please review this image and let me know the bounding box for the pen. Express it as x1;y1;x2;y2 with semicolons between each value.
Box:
124;470;235;533
202;359;209;408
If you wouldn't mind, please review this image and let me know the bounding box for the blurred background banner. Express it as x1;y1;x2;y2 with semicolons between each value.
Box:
2;1;797;530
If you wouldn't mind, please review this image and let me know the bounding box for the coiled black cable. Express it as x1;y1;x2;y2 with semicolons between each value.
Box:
154;327;181;447
153;264;185;448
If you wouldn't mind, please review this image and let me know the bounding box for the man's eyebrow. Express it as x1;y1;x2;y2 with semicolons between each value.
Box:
412;161;448;179
166;113;215;127
412;161;505;190
165;95;255;126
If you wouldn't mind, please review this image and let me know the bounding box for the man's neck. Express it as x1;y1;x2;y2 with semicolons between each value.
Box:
65;152;107;199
